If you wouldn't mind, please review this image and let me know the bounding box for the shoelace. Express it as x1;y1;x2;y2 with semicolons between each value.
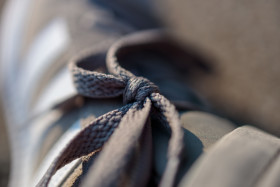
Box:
37;31;184;187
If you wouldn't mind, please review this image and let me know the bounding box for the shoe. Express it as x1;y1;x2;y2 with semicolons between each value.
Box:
5;0;277;187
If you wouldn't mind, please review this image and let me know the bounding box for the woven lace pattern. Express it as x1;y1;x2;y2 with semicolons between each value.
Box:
37;33;184;187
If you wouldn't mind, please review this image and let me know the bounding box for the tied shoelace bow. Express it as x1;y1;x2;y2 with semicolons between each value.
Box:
37;38;184;187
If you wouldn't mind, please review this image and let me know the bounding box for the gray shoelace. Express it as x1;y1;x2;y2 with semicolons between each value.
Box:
37;31;184;187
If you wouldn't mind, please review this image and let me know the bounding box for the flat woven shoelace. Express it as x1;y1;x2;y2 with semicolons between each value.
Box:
37;31;184;187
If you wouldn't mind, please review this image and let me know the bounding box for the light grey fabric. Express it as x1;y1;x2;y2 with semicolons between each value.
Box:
179;126;280;187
